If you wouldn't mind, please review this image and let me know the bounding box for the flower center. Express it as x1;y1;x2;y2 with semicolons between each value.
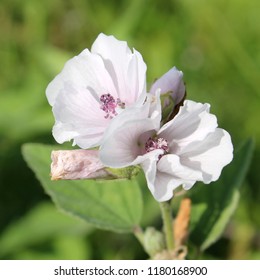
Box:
100;93;125;119
145;136;169;159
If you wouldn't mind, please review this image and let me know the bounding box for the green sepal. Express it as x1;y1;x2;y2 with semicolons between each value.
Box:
160;92;175;123
106;165;141;180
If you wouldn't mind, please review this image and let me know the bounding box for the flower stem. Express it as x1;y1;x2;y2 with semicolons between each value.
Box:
159;200;174;251
133;226;145;247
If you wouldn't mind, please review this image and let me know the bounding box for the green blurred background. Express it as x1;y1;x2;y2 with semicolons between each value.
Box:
0;0;259;259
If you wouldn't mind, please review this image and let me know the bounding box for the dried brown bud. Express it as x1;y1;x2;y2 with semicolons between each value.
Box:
173;197;191;247
51;149;109;180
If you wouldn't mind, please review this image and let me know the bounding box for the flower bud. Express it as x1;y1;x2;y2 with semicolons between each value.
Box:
51;150;109;180
51;149;141;181
150;67;186;122
150;67;185;104
143;227;165;257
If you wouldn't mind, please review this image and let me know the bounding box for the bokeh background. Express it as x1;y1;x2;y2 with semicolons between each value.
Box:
0;0;259;259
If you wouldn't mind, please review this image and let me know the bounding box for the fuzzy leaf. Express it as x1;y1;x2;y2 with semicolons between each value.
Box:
22;144;143;233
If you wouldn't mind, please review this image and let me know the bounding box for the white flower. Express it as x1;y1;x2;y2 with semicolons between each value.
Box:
46;33;147;149
100;99;233;202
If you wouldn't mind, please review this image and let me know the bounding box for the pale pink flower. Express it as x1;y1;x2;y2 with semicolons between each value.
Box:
46;33;147;149
100;99;233;202
51;149;108;180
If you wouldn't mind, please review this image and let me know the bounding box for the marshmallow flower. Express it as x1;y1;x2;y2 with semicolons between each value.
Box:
100;99;233;202
46;33;233;202
46;33;147;149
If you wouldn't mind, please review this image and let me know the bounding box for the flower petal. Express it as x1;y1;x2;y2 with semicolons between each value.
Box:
180;128;233;183
46;48;117;106
147;90;162;130
91;33;147;104
52;83;108;148
100;118;157;168
157;154;203;182
141;157;183;201
153;172;183;201
159;100;218;151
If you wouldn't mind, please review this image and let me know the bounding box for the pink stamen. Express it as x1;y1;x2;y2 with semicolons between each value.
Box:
100;94;125;119
145;137;169;159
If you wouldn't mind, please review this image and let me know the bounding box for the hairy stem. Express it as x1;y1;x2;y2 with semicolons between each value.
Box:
133;225;145;247
160;200;174;251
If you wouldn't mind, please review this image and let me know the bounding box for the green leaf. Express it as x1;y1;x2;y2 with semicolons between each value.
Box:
0;202;91;258
22;144;143;233
189;139;254;251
